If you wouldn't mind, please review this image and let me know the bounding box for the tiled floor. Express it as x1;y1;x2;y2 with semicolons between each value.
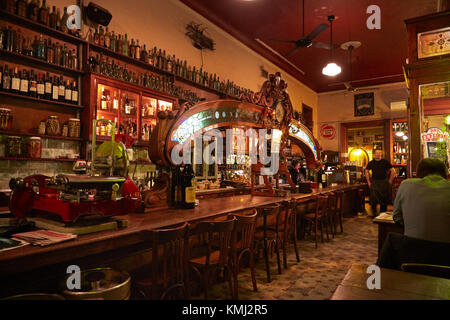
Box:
192;214;379;300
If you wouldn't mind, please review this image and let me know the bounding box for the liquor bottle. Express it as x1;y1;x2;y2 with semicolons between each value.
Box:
54;42;61;66
117;34;123;53
61;44;68;67
122;34;129;56
105;27;111;49
37;73;45;98
16;0;27;17
55;8;61;31
58;76;65;102
181;164;195;209
46;39;54;64
28;0;40;21
51;75;58;100
22;37;33;57
11;67;20;94
39;0;49;26
173;166;182;207
135;40;140;60
167;55;173;73
130;38;136;58
64;79;71;102
13;28;23;54
124;94;131;115
19;69;28;96
110;31;117;51
71;81;78;104
0;65;2;89
140;44;148;63
60;7;69;33
44;72;52;99
49;6;58;29
29;70;37;97
99;26;105;47
2;65;11;91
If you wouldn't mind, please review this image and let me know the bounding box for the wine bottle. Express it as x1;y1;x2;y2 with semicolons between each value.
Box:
65;79;72;102
16;0;27;17
105;27;111;49
130;38;136;58
135;40;141;60
71;81;78;104
181;164;196;209
44;72;52;99
2;65;11;91
58;75;65;102
110;31;117;51
49;6;57;29
28;0;39;21
0;65;2;90
11;67;20;94
99;26;105;47
29;70;37;98
61;7;69;33
37;73;45;98
122;34;129;56
39;0;49;26
140;44;148;63
52;75;59;100
19;69;29;96
56;8;61;31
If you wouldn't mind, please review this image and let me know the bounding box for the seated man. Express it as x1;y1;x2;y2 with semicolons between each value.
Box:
393;158;450;243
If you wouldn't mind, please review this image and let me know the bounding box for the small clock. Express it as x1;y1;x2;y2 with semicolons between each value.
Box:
275;102;285;123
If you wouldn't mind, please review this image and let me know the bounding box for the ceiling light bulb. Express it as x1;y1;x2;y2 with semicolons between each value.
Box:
395;131;405;137
322;62;342;76
403;135;408;141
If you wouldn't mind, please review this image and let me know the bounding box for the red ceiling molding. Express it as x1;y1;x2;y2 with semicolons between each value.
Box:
179;0;318;91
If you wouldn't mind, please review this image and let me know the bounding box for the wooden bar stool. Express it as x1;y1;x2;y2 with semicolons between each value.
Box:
326;192;337;238
230;209;258;299
300;195;328;248
279;200;297;269
188;217;236;300
135;222;189;300
254;203;284;283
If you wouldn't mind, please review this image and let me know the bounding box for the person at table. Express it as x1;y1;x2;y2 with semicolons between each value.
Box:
289;160;306;185
393;158;450;243
364;149;396;216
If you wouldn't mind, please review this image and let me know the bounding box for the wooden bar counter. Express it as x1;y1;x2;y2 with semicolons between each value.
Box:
0;183;365;297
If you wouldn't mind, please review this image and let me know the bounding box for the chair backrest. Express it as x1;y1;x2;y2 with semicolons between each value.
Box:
335;190;344;212
231;209;257;251
316;195;328;219
140;222;189;299
189;217;236;268
401;263;450;279
256;203;281;231
327;192;337;212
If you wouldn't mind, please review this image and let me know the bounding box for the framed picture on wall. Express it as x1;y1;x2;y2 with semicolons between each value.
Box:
354;92;374;117
373;141;383;150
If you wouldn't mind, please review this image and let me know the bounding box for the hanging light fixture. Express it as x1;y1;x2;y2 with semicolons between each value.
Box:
322;15;341;77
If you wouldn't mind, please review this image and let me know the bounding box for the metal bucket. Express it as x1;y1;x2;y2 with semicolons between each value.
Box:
61;268;131;300
3;293;65;300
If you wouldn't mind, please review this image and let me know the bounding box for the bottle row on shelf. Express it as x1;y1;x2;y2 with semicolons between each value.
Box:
88;54;201;104
393;142;408;154
88;26;251;98
0;26;79;70
2;0;80;37
0;64;79;104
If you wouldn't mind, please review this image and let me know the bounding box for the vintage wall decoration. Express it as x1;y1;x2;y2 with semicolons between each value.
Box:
185;22;215;51
354;92;374;117
417;27;450;59
320;124;336;140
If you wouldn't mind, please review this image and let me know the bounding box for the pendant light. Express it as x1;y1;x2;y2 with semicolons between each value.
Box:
322;15;341;77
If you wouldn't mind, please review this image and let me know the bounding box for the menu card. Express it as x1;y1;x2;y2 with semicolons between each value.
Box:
12;230;77;247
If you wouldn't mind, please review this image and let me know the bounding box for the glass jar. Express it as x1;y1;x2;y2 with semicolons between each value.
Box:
0;108;12;130
68;118;80;138
38;121;46;135
6;136;22;157
28;137;42;158
46;115;60;136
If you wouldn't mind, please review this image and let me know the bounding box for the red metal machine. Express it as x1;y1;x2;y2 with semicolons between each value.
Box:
9;119;142;222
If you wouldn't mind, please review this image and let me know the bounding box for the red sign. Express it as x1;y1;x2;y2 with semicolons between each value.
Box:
422;127;445;142
320;124;336;140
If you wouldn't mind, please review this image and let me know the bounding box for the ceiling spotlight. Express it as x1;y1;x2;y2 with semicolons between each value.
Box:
322;62;342;76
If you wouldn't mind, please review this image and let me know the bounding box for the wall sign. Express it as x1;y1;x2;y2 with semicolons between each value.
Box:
320;124;336;140
418;27;450;59
354;92;374;117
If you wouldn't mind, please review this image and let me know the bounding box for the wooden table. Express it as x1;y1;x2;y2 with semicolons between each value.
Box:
331;263;450;300
373;214;404;253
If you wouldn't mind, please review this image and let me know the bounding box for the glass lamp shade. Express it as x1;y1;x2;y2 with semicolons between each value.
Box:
322;62;342;76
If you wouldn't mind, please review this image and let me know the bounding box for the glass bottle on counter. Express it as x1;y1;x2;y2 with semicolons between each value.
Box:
181;164;195;209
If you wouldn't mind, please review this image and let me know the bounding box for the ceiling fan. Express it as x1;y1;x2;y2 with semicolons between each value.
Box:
341;41;361;94
265;0;339;57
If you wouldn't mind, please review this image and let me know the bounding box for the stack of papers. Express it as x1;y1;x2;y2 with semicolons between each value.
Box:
12;230;77;247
